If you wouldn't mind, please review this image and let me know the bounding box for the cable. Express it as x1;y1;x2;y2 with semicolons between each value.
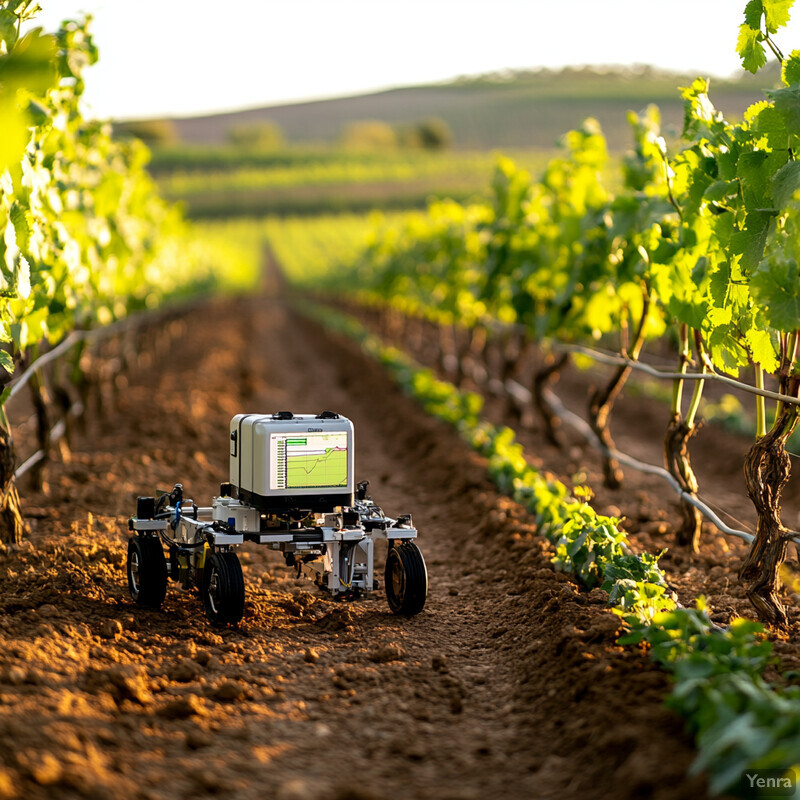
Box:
538;385;757;544
549;341;800;408
5;295;205;402
501;377;761;544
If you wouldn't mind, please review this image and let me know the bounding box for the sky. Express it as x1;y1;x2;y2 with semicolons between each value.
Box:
27;0;800;120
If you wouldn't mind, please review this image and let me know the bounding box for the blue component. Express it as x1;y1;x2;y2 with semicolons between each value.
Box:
228;516;236;528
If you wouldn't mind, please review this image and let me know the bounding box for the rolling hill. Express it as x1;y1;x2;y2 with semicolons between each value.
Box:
163;65;777;151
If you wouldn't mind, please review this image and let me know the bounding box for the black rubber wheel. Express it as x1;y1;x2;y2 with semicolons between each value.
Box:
385;541;427;615
202;551;245;625
127;536;167;608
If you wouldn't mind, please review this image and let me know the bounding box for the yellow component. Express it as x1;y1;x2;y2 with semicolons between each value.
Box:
196;542;209;570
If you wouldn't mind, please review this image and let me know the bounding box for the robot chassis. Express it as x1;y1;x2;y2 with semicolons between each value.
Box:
126;412;428;625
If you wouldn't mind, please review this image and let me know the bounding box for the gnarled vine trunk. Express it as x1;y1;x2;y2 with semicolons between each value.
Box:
588;363;629;489
532;352;568;447
0;423;26;547
28;371;51;492
739;394;800;626
664;414;702;552
587;285;651;490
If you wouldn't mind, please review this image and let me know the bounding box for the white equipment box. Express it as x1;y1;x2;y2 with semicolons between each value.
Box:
230;411;354;512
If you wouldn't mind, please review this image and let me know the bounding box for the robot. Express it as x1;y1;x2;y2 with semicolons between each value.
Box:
127;411;427;624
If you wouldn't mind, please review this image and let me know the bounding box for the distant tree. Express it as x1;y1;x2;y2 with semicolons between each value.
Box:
340;120;398;150
113;119;178;145
227;121;285;150
397;117;453;150
415;117;453;149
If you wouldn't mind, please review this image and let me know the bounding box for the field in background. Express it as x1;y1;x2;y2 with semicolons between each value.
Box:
132;65;779;220
150;148;556;218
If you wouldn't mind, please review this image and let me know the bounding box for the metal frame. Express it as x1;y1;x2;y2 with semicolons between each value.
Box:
129;493;418;599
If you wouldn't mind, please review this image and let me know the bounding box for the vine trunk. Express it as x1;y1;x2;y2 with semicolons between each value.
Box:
739;398;800;626
664;415;702;552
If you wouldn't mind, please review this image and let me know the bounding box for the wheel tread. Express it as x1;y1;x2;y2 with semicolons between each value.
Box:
203;551;245;625
385;542;427;615
127;536;167;608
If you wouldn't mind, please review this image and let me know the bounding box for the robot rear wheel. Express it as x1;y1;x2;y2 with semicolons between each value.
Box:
385;541;427;616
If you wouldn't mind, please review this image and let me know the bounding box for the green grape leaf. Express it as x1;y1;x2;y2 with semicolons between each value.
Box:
763;0;794;32
731;210;773;272
767;85;800;130
0;28;57;94
751;259;800;331
737;23;768;73
0;96;28;172
0;350;13;377
704;180;739;203
737;150;772;205
749;101;789;148
708;324;748;375
0;9;17;49
783;49;800;84
746;327;779;371
709;260;733;308
744;0;764;28
9;203;30;253
708;305;733;326
772;160;800;206
680;78;721;137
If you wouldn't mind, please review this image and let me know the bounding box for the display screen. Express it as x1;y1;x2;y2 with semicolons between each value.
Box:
270;432;349;490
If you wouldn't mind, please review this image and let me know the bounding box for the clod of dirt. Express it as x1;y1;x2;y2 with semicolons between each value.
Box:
193;769;230;794
84;666;152;705
431;654;448;672
169;659;201;683
304;647;320;663
194;649;213;666
4;665;27;686
367;643;406;663
159;695;206;719
332;787;383;800
586;588;608;604
185;730;212;750
0;769;15;800
25;752;62;786
276;778;321;800
99;619;123;640
210;681;244;702
282;600;304;617
317;609;355;632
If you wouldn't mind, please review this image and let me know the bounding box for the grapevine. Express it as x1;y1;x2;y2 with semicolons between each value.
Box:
0;3;258;544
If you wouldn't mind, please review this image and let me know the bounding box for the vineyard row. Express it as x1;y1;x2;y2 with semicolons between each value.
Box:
297;298;794;797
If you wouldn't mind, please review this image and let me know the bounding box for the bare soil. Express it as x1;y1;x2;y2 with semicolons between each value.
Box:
0;287;749;800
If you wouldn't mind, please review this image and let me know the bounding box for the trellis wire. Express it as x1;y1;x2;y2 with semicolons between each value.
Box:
5;300;201;480
505;378;758;544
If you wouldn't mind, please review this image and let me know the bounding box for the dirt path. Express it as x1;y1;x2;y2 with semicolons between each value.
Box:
0;290;710;800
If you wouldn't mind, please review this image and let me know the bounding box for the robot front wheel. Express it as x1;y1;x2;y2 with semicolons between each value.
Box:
385;541;428;615
202;551;245;626
127;536;168;608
